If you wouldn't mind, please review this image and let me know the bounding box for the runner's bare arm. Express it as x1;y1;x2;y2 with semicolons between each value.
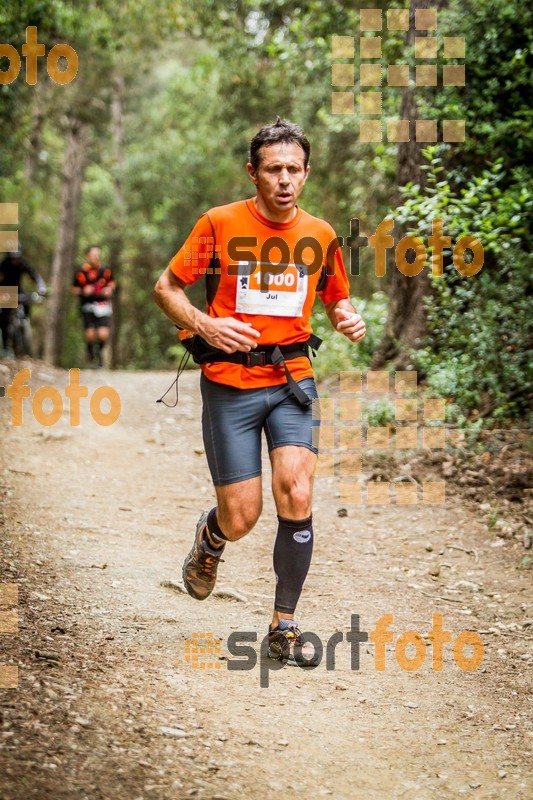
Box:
153;267;260;353
71;284;94;297
324;298;366;343
100;282;115;298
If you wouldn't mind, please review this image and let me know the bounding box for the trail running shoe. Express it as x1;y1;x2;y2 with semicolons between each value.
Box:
268;620;320;667
182;510;224;600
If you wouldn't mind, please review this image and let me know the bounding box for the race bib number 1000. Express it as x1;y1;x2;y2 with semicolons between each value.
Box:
235;262;308;317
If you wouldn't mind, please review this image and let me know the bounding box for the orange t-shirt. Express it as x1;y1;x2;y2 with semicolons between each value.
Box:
168;198;350;389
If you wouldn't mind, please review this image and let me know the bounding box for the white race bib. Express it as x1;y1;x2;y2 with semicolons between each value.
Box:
235;262;308;317
82;302;112;317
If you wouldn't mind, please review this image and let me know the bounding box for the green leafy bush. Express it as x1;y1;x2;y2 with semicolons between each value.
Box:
311;291;387;381
364;398;395;427
395;151;532;423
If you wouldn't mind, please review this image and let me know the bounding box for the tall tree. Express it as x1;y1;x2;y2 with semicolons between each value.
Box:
44;116;88;364
372;0;446;369
108;72;125;368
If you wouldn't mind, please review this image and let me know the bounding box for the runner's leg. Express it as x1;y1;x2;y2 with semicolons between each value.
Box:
270;445;317;628
96;325;110;366
214;476;263;541
97;324;110;348
200;373;266;542
263;377;319;631
181;376;266;599
84;326;96;362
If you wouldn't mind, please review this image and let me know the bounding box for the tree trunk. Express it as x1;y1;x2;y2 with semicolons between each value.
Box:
108;72;125;369
44;118;88;365
24;84;45;184
371;0;444;369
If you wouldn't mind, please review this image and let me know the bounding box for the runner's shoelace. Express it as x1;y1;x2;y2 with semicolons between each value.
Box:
281;626;304;644
198;553;223;577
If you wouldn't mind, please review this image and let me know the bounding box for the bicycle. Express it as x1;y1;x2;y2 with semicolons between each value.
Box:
5;291;46;357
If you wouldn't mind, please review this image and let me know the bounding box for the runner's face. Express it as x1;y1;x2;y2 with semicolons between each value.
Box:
247;142;309;221
87;248;101;266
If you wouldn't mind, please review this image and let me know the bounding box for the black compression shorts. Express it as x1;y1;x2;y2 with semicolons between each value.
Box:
200;373;320;486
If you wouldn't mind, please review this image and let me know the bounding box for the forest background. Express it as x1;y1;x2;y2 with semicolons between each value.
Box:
1;0;531;427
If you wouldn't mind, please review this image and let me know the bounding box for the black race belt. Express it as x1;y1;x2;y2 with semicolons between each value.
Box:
182;333;322;407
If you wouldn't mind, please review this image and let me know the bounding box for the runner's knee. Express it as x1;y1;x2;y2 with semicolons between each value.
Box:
217;502;262;541
275;475;312;516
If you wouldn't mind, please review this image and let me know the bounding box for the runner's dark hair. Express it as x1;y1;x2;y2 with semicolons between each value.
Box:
249;117;310;171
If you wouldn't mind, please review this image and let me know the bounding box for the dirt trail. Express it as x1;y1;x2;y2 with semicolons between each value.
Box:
0;364;531;799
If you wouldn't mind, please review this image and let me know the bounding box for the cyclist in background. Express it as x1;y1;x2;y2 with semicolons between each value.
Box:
0;245;46;355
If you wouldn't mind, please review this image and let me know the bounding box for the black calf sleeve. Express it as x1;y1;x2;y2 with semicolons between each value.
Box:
206;507;229;548
273;514;313;614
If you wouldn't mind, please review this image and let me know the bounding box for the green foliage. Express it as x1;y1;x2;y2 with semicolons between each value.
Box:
0;0;530;432
311;291;387;381
364;398;395;428
487;508;500;530
440;0;533;170
397;150;532;422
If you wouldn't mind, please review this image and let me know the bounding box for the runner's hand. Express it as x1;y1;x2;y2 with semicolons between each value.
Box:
199;316;261;353
334;307;366;342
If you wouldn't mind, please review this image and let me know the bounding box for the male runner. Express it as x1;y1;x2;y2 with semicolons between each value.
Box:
71;245;115;367
154;118;365;664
